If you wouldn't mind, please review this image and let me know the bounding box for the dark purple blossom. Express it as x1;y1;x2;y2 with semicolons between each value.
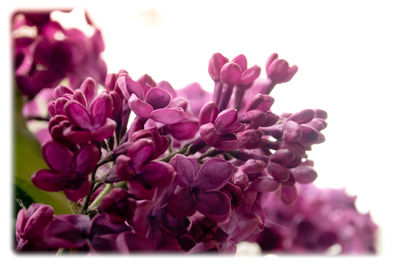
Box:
199;104;244;150
167;154;233;222
12;10;107;98
252;184;377;254
16;203;55;251
117;75;185;125
31;140;100;201
116;139;174;199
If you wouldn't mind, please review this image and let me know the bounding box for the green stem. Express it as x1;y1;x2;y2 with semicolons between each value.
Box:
198;148;221;160
56;248;64;255
87;183;112;211
159;144;190;162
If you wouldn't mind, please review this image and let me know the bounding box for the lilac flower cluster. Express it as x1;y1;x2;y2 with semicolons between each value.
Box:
249;184;378;254
15;9;377;255
12;10;106;98
15;46;331;253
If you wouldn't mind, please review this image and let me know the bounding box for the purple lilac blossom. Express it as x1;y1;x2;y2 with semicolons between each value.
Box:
250;184;377;254
12;10;107;98
16;50;371;255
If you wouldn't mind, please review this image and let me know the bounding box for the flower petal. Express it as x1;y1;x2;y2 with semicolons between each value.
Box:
249;176;280;192
90;93;112;128
199;101;218;125
91;118;116;141
195;158;233;190
128;94;153;118
145;87;171;109
89;214;130;236
290;164;318;184
214;108;237;131
280;185;298;205
195;191;231;222
267;161;290;182
167;189;196;218
117;76;145;100
44;214;90;248
150;107;185;124
80;77;97;104
140;161;174;187
127;139;154;171
116;232;153;253
240;65;261;85
288;109;314;124
220;62;241;85
199;123;219;147
170;154;198;187
63;178;90;202
74;144;100;176
42;140;73;172
65;100;92;130
167;118;199;140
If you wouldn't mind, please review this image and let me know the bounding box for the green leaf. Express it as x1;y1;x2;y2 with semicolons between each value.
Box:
13;90;70;214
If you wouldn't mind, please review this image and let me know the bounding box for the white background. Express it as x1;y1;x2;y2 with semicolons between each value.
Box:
2;0;400;264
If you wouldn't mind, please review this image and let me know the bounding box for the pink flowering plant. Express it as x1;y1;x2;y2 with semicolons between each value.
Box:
12;10;377;254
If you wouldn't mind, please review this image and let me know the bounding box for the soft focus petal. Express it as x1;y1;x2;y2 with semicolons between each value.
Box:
63;178;90;202
150;107;185;124
31;169;65;192
91;118;116;141
166;118;199;140
167;189;196;217
250;176;280;192
118;76;145;100
90;93;112;128
73;144;100;175
280;185;298;205
170;154;198;187
127;139;154;171
195;158;233;190
128;94;153;118
44;214;90;248
65;101;92;130
214;108;237;130
116;232;153;253
290;164;318;184
240;65;261;85
199;102;219;125
288;109;315;124
195;191;231;222
220;62;241;85
208;53;229;81
80;77;97;105
140;161;173;187
267;161;290;182
42;140;73;172
145;87;171;109
199;123;219;146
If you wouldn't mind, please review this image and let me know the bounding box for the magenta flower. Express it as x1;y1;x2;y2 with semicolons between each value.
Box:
117;75;185;124
199;103;244;150
43;214;91;249
265;53;298;85
12;10;107;98
31;140;100;201
63;93;116;143
116;139;174;199
177;82;212;117
254;184;377;254
210;53;261;111
99;188;136;224
16;203;54;251
167;154;233;222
